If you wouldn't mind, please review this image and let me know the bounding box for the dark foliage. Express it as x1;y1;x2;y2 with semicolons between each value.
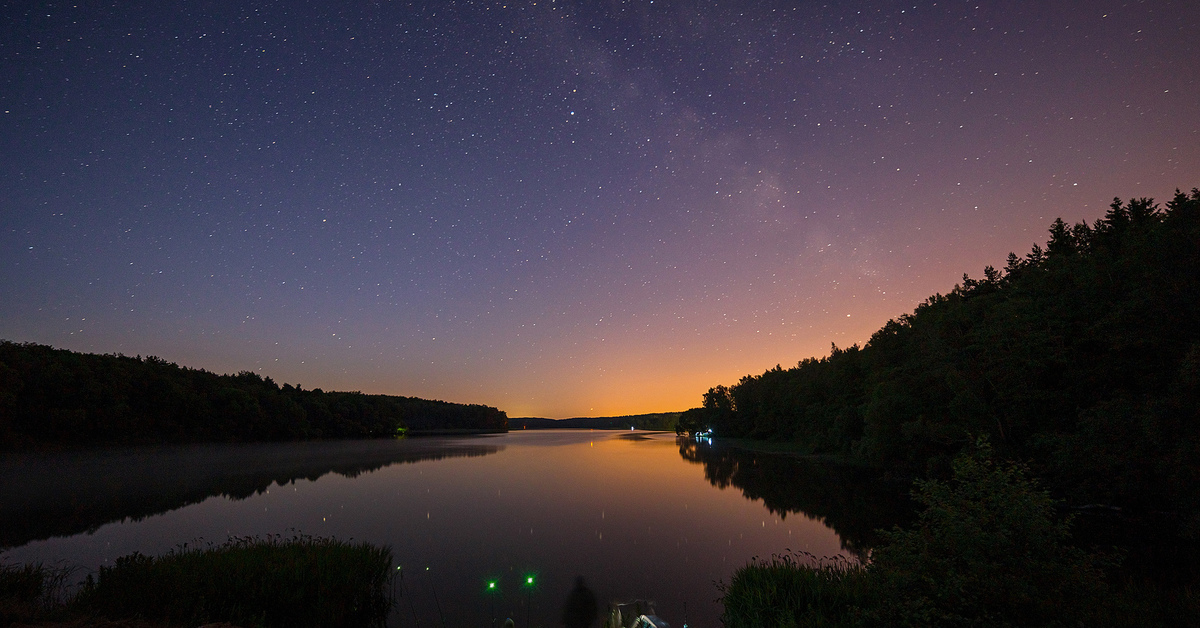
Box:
720;553;869;628
862;442;1110;627
1;537;394;628
0;562;73;625
73;536;394;628
0;342;507;447
693;188;1200;533
721;445;1129;627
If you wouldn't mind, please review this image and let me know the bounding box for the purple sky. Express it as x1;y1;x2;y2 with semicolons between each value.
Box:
3;0;1198;417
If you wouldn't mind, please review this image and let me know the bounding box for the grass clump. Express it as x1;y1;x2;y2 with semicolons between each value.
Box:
0;562;74;624
720;553;868;628
73;534;394;628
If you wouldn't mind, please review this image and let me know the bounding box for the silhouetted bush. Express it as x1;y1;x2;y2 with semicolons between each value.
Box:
722;444;1115;627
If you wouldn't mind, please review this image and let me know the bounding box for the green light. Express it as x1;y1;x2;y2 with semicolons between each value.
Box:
526;576;534;585
488;581;497;590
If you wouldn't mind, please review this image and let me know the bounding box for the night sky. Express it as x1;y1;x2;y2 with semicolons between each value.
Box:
3;1;1198;418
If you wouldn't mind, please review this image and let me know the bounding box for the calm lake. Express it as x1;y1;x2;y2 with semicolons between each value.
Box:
0;430;908;627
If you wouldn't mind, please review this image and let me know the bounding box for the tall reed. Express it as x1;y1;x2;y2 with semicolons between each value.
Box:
0;561;74;624
719;551;868;628
73;534;394;628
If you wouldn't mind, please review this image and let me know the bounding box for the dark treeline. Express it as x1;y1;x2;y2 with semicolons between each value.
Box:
0;342;507;448
680;189;1200;536
510;412;681;430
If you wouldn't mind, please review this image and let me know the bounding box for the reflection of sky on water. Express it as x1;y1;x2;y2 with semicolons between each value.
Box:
2;431;848;627
0;437;502;549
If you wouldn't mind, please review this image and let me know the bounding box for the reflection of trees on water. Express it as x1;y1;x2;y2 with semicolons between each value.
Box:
678;437;912;556
0;439;502;549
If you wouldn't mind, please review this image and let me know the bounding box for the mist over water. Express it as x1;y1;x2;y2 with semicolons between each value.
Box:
1;431;899;626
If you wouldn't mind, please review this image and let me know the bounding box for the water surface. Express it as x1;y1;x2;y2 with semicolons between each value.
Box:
2;430;898;627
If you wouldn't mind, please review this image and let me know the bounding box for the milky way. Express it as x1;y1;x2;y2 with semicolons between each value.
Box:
3;1;1198;417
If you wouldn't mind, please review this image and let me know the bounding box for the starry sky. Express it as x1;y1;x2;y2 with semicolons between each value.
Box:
2;1;1198;418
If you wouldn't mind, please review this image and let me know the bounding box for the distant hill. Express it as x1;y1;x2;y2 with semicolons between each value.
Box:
509;412;680;431
0;341;508;448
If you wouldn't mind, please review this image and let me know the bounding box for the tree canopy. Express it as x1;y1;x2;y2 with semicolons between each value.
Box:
0;342;507;448
689;188;1200;535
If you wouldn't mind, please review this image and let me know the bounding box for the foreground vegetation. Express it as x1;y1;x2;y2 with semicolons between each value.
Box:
0;342;507;447
1;535;394;628
721;443;1199;627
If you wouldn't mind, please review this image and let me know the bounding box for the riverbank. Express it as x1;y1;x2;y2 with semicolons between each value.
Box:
1;536;394;628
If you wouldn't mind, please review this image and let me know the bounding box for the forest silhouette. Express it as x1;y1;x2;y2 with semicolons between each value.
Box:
0;342;508;448
679;188;1200;543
